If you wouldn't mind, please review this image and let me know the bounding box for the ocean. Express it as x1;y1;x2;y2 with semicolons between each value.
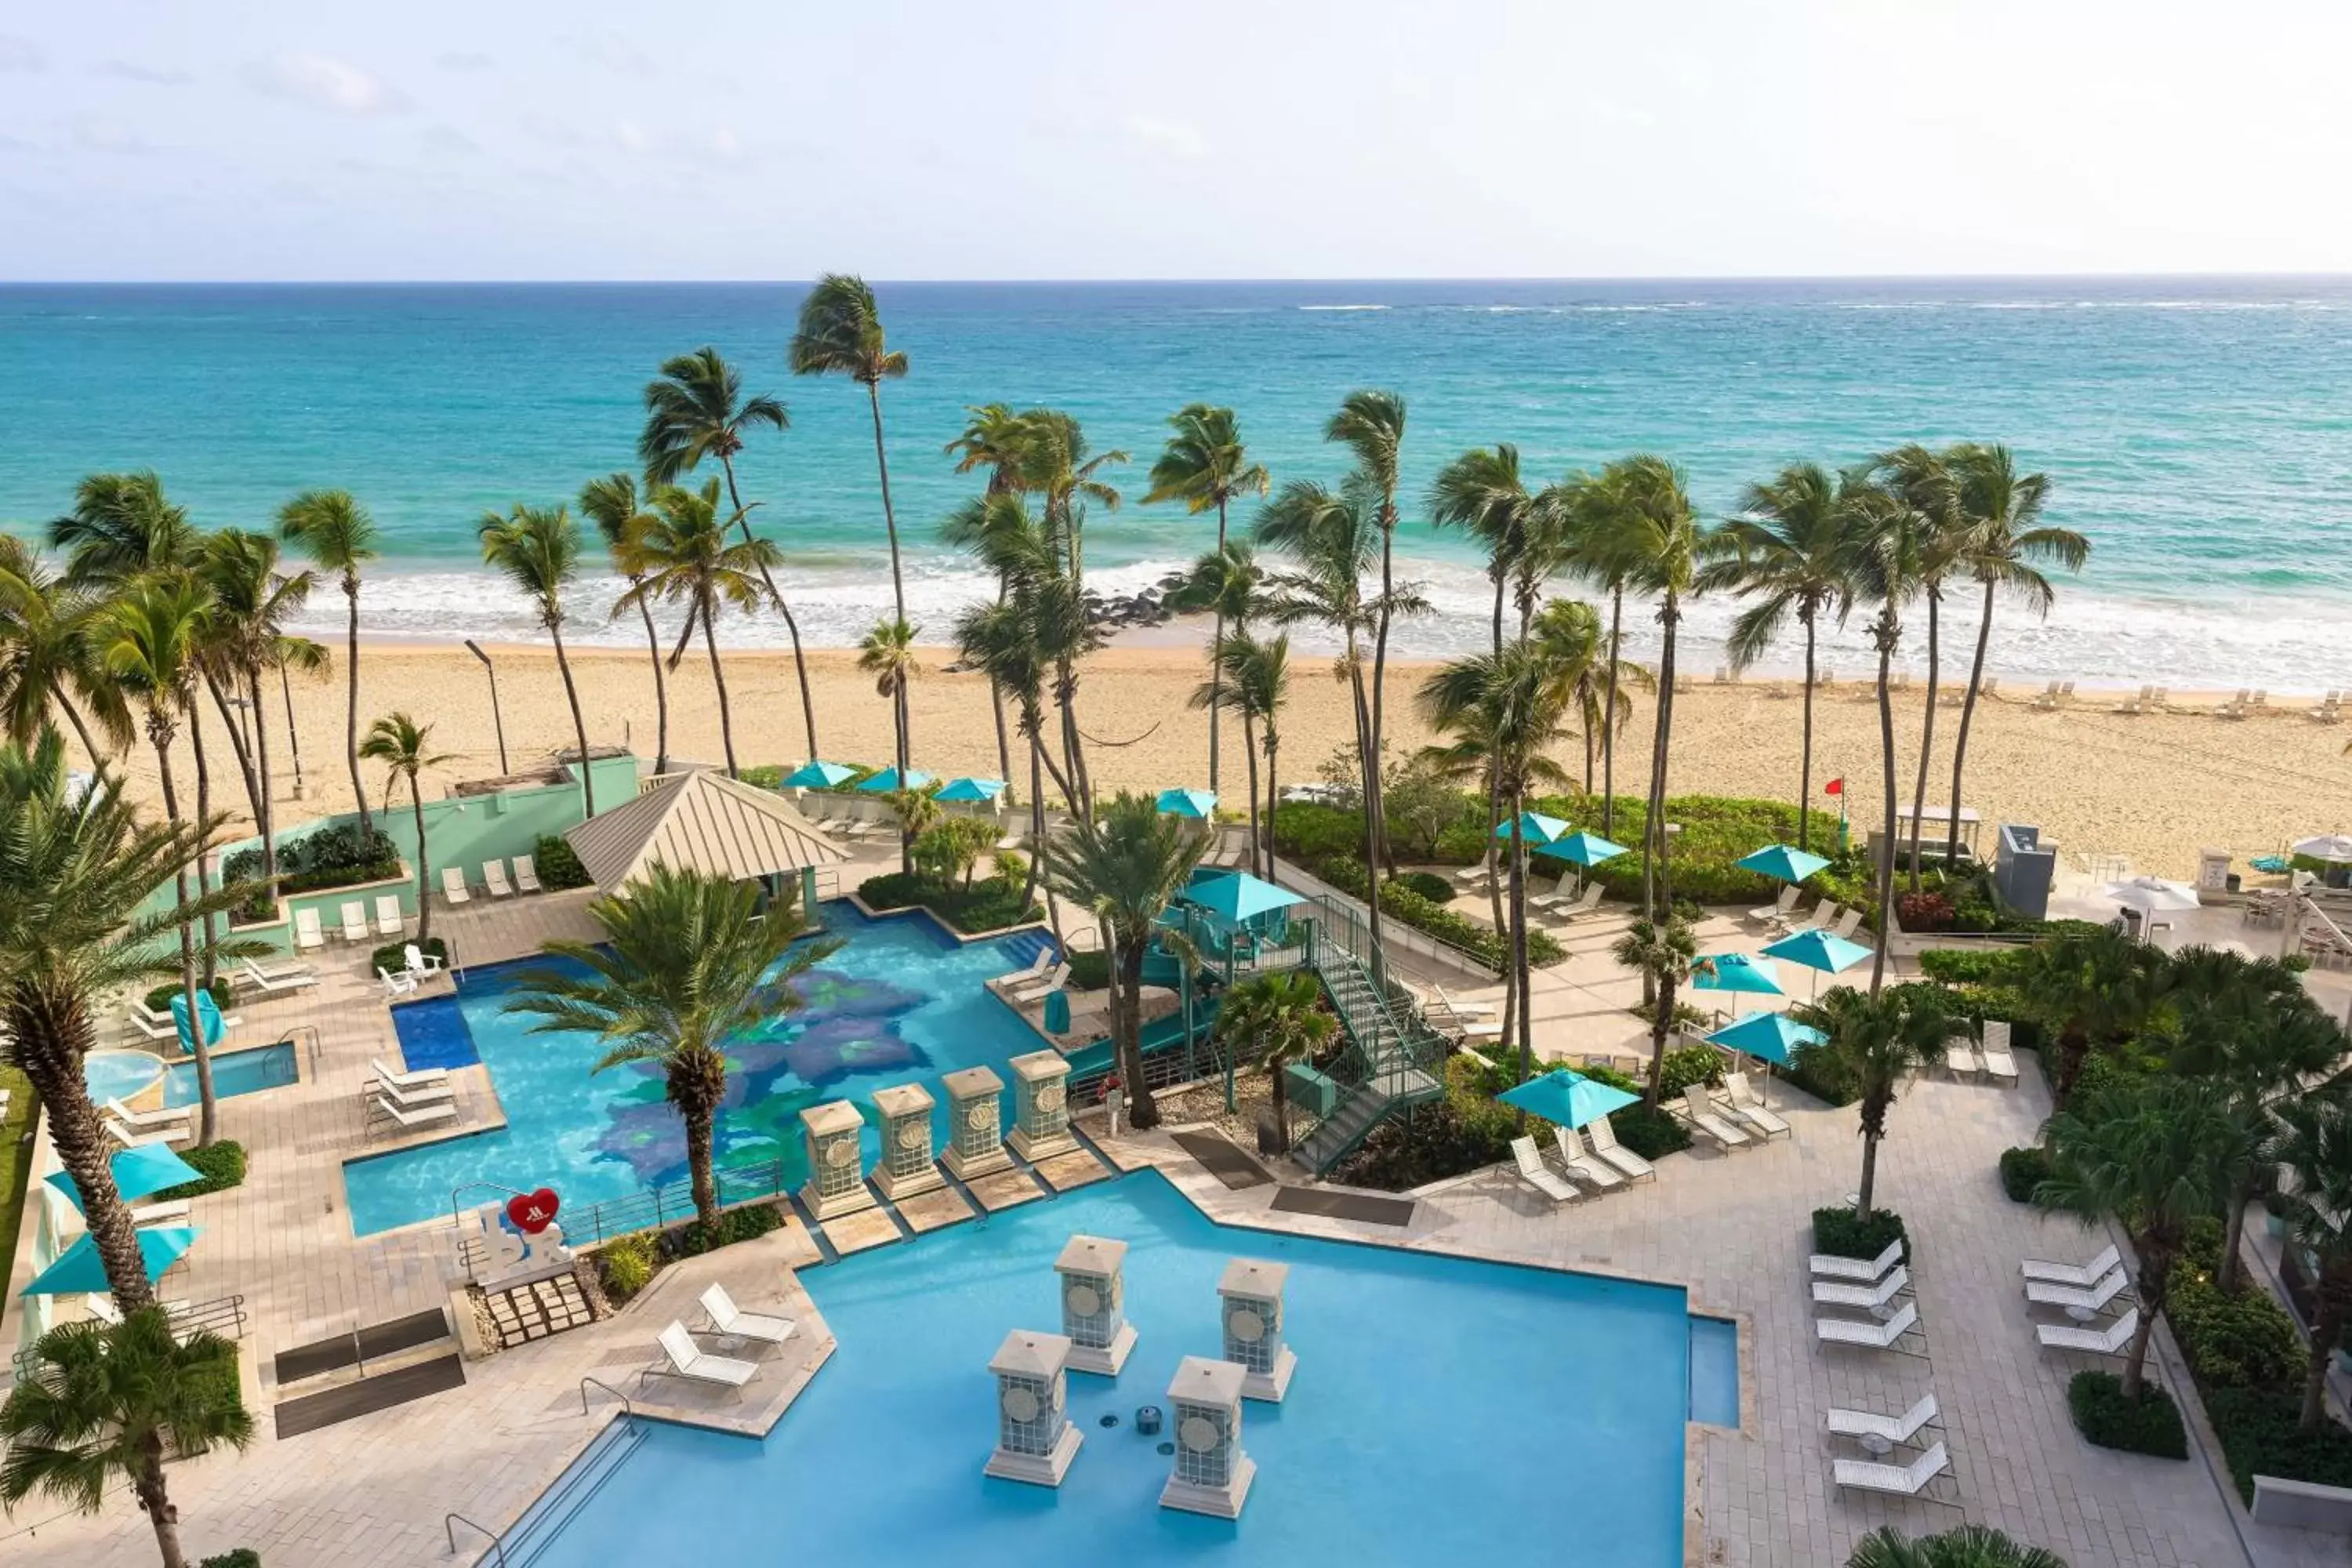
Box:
4;276;2349;685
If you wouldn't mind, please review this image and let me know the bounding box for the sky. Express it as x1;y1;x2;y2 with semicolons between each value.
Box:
4;1;2350;281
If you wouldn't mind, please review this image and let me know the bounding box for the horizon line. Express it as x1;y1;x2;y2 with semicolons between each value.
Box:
5;270;2351;288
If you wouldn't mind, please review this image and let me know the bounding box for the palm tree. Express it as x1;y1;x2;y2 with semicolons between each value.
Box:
1430;444;1542;650
789;274;912;622
1527;598;1642;795
2011;925;2173;1109
1325;391;1408;886
503;866;839;1229
0;537;133;761
1145;405;1269;794
1560;469;1639;838
1014;408;1128;583
615;481;785;780
2271;1092;2352;1430
1838;479;1926;990
1047;793;1211;1131
0;1308;255;1568
580;473;670;776
857;616;920;871
1190;630;1289;878
956;595;1069;914
944;402;1033;495
1875;445;1968;891
1612;917;1699;1106
1846;1525;2069;1568
359;713;455;945
1214;971;1336;1153
1791;982;1955;1216
194;528;315;887
50;470;195;588
2036;1075;2237;1398
478;503;594;817
1940;445;2086;866
638;346;815;759
0;731;252;1311
1695;463;1866;849
277;488;380;835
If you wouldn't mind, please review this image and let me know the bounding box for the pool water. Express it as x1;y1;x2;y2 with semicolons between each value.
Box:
517;1172;1711;1567
347;902;1044;1236
165;1042;297;1107
82;1050;165;1103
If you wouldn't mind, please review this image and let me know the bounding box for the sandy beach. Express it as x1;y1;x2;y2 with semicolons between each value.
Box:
85;627;2352;884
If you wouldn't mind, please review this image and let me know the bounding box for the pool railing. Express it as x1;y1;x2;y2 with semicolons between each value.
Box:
455;1156;798;1256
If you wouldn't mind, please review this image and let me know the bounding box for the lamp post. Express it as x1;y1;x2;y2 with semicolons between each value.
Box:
466;639;509;775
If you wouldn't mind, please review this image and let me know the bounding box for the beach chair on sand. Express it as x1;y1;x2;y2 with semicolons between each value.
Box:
1834;1442;1949;1498
513;855;543;893
1712;666;1732;685
481;861;514;898
441;867;471;906
2031;680;2061;710
1508;1136;1579;1206
1678;1088;1751;1149
374;895;406;938
2217;688;2250;718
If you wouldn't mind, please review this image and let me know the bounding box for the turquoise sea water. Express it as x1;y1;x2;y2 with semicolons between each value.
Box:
5;277;2350;682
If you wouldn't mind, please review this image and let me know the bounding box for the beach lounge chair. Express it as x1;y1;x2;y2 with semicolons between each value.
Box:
991;949;1054;988
1833;1441;1949;1498
369;1093;457;1133
130;1199;193;1227
293;907;325;951
377;965;419;998
2022;1243;2122;1288
1508;1136;1580;1206
372;1064;455;1105
102;1116;188;1150
1712;666;1731;684
122;1010;184;1044
1545;884;1606;924
1672;673;1693;694
131;996;245;1033
1582;1116;1655;1181
335;900;368;942
1979;1020;2018;1083
1764;680;1790;699
645;1322;760;1399
1720;1073;1791;1138
2038;1308;2139;1356
1811;1236;1905;1282
2218;688;2251;718
1526;869;1582;912
2027;1265;2131;1319
1552;1124;1624;1190
404;942;445;975
1815;1301;1918;1350
1748;885;1800;927
1827;1394;1939;1453
481;861;514;898
1432;985;1497;1019
2031;679;2061;710
441;867;471;906
1679;1088;1751;1149
1812;1264;1911;1317
2246;688;2267;710
237;956;316;994
1442;1011;1504;1043
105;1097;192;1134
698;1284;797;1351
373;895;406;938
1006;962;1070;1003
1450;858;1495;888
1798;899;1838;931
1830;908;1863;942
1944;1034;1982;1079
513;855;543;893
370;1056;449;1091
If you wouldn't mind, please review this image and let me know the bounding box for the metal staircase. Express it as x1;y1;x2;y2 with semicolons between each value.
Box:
1284;899;1448;1176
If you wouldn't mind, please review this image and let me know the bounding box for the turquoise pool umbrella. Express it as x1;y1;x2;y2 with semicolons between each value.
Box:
1493;811;1570;845
857;767;934;793
1497;1069;1640;1128
782;760;858;789
1156;788;1218;818
1737;843;1831;884
1705;1011;1824;1065
1536;830;1631;868
1762;926;1874;998
936;777;1007;803
45;1146;202;1211
1693;953;1784;996
1188;871;1303;924
23;1225;198;1297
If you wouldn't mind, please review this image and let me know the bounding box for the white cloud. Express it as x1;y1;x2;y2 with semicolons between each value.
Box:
1122;113;1208;159
71;121;154;155
422;124;479;156
95;60;193;86
520;114;583;149
436;52;495;71
0;35;42;74
710;126;743;163
241;53;408;115
614;118;649;153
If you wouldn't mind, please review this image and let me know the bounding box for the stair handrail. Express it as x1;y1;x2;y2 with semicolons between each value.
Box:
446;1512;510;1566
579;1376;633;1417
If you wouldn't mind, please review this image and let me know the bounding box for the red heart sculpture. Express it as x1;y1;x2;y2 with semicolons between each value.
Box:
506;1189;561;1235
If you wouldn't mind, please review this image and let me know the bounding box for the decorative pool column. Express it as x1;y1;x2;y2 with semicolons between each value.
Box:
1007;1049;1076;1163
984;1330;1083;1486
1055;1234;1138;1376
870;1082;943;1200
1160;1356;1255;1519
1218;1258;1297;1402
797;1099;876;1221
941;1065;1012;1180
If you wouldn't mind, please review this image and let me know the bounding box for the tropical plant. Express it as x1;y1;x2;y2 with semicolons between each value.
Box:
277;488;381;835
0;537;133;760
615;480;785;779
858;615;920;867
1325;390;1410;895
478;503;594;815
0;1308;254;1568
50;470;195;589
1559;469;1637;838
1846;1525;2068;1568
1612;917;1700;1105
1790;982;1955;1216
1046;793;1210;1131
2270;1092;2352;1429
1215;970;1336;1152
637;346;815;757
358;713;454;944
1430;444;1551;647
1527;598;1642;797
194;529;316;887
580;472;669;775
1191;630;1290;878
1875;444;1970;891
1145;405;1269;793
2011;924;2173;1109
503;866;839;1228
1838;476;1926;989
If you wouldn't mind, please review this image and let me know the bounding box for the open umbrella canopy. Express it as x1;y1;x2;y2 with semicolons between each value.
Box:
2294;834;2352;863
1706;1011;1825;1064
782;760;858;789
1498;1069;1640;1128
1493;811;1571;844
2100;875;2201;912
1762;927;1874;975
1535;830;1631;869
1156;788;1218;818
1737;843;1831;884
935;777;1008;803
857;767;934;793
1186;871;1304;924
23;1225;198;1297
1693;953;1785;995
45;1146;201;1211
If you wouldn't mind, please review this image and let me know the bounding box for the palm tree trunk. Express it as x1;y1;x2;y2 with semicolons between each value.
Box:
408;775;434;945
7;988;158;1311
1907;587;1940;892
1601;585;1624;837
629;585;670;775
1208;499;1229;796
1797;612;1817;851
56;695;103;765
1947;578;1995;867
188;707;218;994
2303;1292;2345;1429
717;456;818;760
895;683;913;877
1508;816;1531;1084
1871;631;1898;994
1857;1120;1882;1218
1240;712;1261;878
547;619;595;817
989;680;1013;789
2122;1265;2163;1398
202;672;263;877
867;382;908;625
2219;1185;2251;1294
1118;938;1160;1130
701;594;741;779
151;729;218;1147
1370;505;1396;883
1263;729;1280;880
134;1436;187;1568
246;664;278;888
343;577;372;836
1020;731;1047;910
1654;612;1680;909
684;1105;719;1229
1487;572;1512;1030
1344;638;1385;975
279;662;306;798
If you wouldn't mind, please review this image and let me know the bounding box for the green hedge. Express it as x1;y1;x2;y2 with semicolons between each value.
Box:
1655;1045;1724;1100
1998;1145;2052;1203
1068;950;1110;990
1781;1041;1858;1107
199;1552;262;1568
157;1141;245;1201
2205;1386;2352;1502
1609;1098;1694;1161
858;871;1040;936
369;936;445;975
1531;791;1869;920
662;1201;782;1261
143;979;234;1014
532;834;593;891
1813;1204;1907;1262
1329;1054;1692;1189
1316;852;1563;968
2068;1370;2188;1459
1390;870;1455;905
2168;1269;2308;1393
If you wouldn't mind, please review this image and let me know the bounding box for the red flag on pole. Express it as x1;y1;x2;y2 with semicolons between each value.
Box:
1824;777;1844;796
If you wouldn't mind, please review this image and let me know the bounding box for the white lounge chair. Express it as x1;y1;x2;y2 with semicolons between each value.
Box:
481;861;514;898
1945;1037;1982;1079
1524;869;1581;912
1544;884;1606;924
1834;1441;1949;1497
102;1116;188;1150
1827;1393;1939;1453
370;1093;457;1132
238;956;316;994
1552;1123;1624;1190
1980;1020;2018;1083
441;867;471;906
990;949;1054;988
1830;909;1863;942
1450;858;1495;888
372;1064;455;1105
370;1055;448;1091
1720;1073;1790;1138
1679;1087;1751;1149
1005;962;1069;1003
1748;885;1800;927
337;900;370;942
1446;1014;1504;1043
377;965;419;999
293;907;326;950
1817;1301;1919;1349
2027;1266;2131;1320
1584;1116;1655;1181
2031;679;2061;710
122;1010;184;1044
1811;1236;1905;1282
513;855;543;893
1812;1264;1911;1317
130;996;245;1033
1508;1135;1579;1206
647;1321;760;1399
2037;1308;2139;1355
1431;985;1497;1019
1801;899;1840;931
374;895;407;938
130;1199;193;1227
404;942;445;976
106;1096;192;1131
698;1283;796;1350
2023;1243;2122;1287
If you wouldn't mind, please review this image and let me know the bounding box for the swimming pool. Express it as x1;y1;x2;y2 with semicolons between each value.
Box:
512;1171;1715;1567
85;1042;299;1107
346;902;1047;1236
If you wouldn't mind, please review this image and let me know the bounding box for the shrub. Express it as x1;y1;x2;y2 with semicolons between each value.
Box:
2067;1370;2188;1459
1317;854;1563;968
2204;1385;2352;1502
664;1201;782;1260
1780;1040;1858;1107
532;834;592;891
199;1552;262;1568
1067;949;1110;990
596;1234;657;1303
2167;1269;2308;1392
157;1141;245;1200
1607;1100;1693;1161
1813;1204;1907;1263
1998;1145;2052;1203
1897;891;1955;931
1389;871;1455;905
739;764;787;789
912;817;1000;886
1918;946;2023;985
224;824;403;918
143;979;234;1014
370;935;444;975
858;871;1040;936
1655;1045;1724;1100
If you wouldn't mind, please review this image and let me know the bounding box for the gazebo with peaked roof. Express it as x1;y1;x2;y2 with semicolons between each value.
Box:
564;767;849;896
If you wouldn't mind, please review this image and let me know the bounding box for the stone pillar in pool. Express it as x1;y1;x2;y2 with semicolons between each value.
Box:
798;1099;876;1221
870;1082;943;1200
1006;1050;1076;1163
1160;1356;1255;1519
984;1329;1082;1486
941;1065;1013;1180
1218;1258;1297;1402
1055;1234;1138;1376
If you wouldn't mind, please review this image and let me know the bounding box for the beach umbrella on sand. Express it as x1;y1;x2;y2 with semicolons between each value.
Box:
1494;811;1570;846
1156;788;1218;818
44;1146;202;1211
857;767;934;793
936;777;1008;804
1535;830;1631;869
1737;843;1831;884
1762;926;1874;999
24;1225;198;1298
782;760;858;789
2293;835;2352;863
1499;1069;1639;1129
